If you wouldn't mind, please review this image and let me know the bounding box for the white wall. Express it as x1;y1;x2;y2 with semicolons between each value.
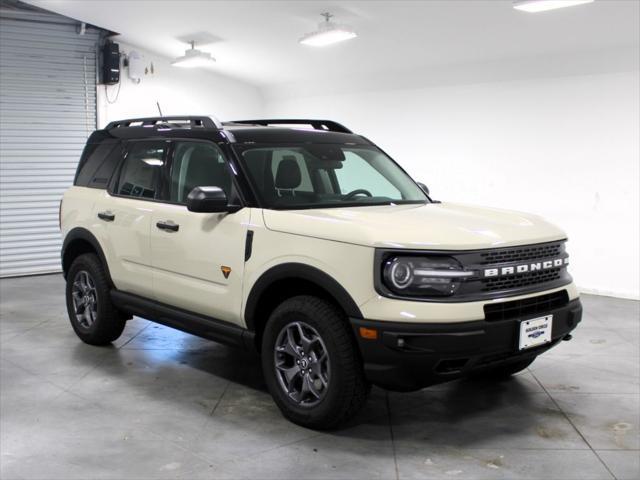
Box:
96;41;639;299
97;43;263;128
263;71;640;299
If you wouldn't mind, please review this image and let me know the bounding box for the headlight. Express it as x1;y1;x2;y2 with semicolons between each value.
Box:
382;256;474;297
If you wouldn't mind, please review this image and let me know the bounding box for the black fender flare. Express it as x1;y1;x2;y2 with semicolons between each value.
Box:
61;227;113;285
244;262;363;331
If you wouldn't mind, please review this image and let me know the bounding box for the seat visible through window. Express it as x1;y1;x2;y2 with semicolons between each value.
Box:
116;141;166;199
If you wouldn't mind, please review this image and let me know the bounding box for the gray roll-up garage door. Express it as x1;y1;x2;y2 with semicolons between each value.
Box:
0;5;101;277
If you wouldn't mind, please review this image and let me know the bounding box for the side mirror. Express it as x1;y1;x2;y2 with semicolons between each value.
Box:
417;182;430;196
186;186;240;213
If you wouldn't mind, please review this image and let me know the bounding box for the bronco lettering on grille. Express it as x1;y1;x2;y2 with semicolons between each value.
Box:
483;257;569;278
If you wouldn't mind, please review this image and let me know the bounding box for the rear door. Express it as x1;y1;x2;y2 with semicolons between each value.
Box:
150;140;249;325
95;140;167;298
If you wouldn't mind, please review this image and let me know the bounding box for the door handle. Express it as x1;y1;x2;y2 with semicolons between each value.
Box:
97;211;115;222
156;220;179;232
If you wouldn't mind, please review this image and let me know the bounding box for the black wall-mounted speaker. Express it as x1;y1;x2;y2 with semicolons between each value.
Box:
100;41;120;85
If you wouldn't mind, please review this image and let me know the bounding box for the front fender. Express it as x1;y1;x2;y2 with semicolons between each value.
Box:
243;262;363;331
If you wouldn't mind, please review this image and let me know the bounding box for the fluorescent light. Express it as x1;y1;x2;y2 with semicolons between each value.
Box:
142;158;164;166
171;41;215;68
300;29;357;47
513;0;594;13
299;12;357;47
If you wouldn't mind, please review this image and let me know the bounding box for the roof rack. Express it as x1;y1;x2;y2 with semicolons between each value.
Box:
105;116;221;130
227;119;352;134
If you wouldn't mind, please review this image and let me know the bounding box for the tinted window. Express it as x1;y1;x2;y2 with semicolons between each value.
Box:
116;141;166;199
75;141;118;187
88;143;124;188
168;142;233;203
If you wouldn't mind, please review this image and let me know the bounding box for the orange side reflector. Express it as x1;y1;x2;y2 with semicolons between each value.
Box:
359;327;378;340
220;266;232;279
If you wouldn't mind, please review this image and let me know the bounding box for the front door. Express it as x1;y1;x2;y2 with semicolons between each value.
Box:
150;140;249;325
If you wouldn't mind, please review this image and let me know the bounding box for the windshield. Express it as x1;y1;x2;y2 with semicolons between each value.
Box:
234;144;428;209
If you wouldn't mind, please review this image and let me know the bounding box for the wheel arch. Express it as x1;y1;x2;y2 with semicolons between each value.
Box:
244;263;363;348
61;228;113;286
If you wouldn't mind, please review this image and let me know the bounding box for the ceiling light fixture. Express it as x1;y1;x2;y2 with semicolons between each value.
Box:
171;41;216;68
513;0;594;13
299;12;357;47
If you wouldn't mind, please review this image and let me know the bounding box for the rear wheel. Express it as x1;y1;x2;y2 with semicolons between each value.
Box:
261;295;369;430
65;253;126;345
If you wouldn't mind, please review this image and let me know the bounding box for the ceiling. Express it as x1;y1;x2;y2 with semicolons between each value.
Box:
23;0;640;91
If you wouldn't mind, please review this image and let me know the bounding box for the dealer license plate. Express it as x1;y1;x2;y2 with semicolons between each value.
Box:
519;315;553;350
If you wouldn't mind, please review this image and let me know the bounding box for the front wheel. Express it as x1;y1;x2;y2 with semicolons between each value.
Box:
65;253;126;346
261;295;369;430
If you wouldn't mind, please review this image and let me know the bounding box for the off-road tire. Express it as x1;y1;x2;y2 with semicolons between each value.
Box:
65;253;126;345
261;295;369;430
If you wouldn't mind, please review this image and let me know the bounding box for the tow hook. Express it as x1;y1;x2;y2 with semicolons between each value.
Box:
563;334;573;341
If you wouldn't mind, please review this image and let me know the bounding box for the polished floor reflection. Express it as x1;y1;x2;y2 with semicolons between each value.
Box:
1;274;638;479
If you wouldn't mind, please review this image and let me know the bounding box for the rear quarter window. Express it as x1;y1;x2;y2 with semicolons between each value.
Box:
74;140;122;188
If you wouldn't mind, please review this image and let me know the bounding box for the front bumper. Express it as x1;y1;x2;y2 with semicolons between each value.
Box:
350;297;582;391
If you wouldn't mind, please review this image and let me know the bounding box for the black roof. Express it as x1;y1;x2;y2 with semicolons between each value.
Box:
98;117;371;145
223;126;369;145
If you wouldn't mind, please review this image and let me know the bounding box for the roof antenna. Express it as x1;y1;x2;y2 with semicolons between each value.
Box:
156;101;164;119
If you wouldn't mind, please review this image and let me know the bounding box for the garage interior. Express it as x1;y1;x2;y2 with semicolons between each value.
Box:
0;0;638;479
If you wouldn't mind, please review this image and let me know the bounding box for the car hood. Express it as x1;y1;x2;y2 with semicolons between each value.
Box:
262;202;567;250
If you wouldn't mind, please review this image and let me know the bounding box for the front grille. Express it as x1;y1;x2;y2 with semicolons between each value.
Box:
375;240;572;302
484;290;569;322
479;242;563;265
481;268;563;292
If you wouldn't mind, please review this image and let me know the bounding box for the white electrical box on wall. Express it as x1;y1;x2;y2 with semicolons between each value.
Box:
127;50;145;83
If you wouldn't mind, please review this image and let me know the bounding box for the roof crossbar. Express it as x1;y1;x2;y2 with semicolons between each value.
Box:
228;119;352;134
105;116;221;130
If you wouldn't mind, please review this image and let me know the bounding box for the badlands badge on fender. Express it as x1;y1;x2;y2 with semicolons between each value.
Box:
221;266;231;279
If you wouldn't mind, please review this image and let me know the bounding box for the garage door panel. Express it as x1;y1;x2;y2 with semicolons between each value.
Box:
0;258;63;275
0;103;95;113
1;226;61;237
0;139;92;148
0;22;93;36
0;10;100;277
0;72;95;83
0;31;100;47
1;98;95;108
0;169;77;178
1;236;61;248
0;84;96;95
0;182;71;191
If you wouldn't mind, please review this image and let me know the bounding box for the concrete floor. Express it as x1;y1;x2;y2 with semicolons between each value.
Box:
0;274;638;480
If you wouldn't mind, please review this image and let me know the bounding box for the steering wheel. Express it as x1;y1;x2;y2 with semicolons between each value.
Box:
344;189;373;200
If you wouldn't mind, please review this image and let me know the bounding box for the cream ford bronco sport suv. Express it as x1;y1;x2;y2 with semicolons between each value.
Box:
61;116;582;429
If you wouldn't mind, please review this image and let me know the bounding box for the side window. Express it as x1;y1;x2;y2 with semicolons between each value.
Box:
75;141;118;187
116;141;166;199
88;143;124;188
168;142;233;204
